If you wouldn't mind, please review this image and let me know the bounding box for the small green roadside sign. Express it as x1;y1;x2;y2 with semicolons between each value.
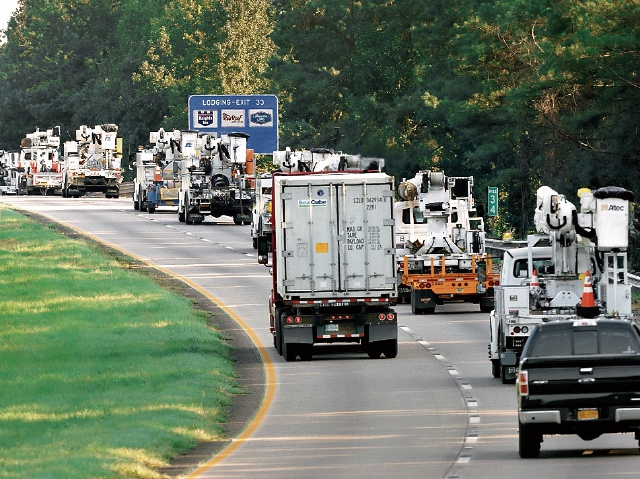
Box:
488;187;498;217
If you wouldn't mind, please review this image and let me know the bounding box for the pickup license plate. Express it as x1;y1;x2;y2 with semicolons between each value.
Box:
577;408;599;420
325;324;339;332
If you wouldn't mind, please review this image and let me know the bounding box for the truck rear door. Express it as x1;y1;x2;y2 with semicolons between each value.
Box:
278;173;396;296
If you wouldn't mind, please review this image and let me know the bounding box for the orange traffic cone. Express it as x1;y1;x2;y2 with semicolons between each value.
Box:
577;270;599;318
530;270;539;290
581;270;595;307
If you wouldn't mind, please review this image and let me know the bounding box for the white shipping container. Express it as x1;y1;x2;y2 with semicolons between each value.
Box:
273;172;397;299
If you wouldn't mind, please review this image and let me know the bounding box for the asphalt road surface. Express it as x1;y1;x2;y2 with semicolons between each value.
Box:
2;195;639;479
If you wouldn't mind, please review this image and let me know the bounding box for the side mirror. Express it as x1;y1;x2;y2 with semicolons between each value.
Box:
257;236;269;265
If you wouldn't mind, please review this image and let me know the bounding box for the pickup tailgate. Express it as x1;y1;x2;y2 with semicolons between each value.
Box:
523;355;640;408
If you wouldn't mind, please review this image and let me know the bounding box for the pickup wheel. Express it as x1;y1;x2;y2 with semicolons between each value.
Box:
518;422;542;458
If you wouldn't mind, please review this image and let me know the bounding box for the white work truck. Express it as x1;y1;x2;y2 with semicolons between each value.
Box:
489;185;634;383
259;169;399;361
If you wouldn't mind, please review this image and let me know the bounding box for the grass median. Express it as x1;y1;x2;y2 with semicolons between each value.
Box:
0;208;239;478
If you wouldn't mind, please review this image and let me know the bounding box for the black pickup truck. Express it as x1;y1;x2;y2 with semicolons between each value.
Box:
516;319;640;458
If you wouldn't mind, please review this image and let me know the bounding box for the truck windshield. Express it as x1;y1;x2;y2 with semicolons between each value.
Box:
527;328;640;357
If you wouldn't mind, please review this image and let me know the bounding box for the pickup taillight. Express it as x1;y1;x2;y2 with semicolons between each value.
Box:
518;370;529;396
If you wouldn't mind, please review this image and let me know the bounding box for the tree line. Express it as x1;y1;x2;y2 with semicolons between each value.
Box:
1;0;639;244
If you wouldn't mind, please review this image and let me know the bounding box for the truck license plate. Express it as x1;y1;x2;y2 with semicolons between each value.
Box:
508;367;517;374
577;408;598;420
325;324;339;332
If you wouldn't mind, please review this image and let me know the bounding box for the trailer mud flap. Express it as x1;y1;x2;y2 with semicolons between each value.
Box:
282;325;313;344
367;323;398;342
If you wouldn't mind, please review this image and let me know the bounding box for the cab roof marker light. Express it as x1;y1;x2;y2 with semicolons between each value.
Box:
573;319;597;327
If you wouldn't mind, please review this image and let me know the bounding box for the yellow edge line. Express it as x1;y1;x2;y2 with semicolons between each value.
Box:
7;207;276;476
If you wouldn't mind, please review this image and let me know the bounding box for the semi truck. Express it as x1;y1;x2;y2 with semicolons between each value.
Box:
489;185;635;383
257;151;398;361
18;127;62;195
396;170;499;314
178;132;254;225
133;129;183;213
62;124;122;198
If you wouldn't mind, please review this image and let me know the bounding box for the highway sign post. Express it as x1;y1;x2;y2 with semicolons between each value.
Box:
488;187;498;217
188;94;278;154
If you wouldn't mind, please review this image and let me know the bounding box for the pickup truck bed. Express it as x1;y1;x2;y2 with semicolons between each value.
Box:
517;319;640;457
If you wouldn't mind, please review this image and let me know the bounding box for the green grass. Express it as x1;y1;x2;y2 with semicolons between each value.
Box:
0;208;239;478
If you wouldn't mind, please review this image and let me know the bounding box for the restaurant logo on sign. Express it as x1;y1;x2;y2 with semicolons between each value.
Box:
221;110;245;127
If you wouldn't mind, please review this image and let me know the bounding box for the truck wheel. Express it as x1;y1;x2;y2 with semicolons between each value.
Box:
383;339;398;359
133;198;139;210
252;237;258;249
500;364;516;384
298;344;313;361
365;339;382;359
518;422;542;458
148;206;155;214
274;308;283;354
491;359;501;379
178;208;185;222
480;304;493;313
283;341;297;362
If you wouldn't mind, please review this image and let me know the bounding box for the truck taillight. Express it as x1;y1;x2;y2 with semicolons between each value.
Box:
378;314;385;320
286;316;293;324
387;313;395;320
518;370;529;396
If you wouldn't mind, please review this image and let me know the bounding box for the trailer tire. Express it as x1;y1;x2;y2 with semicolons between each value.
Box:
518;422;542;458
283;341;297;362
383;338;398;358
298;344;313;361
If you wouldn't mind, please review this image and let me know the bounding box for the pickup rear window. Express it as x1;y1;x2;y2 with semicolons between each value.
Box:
527;327;640;357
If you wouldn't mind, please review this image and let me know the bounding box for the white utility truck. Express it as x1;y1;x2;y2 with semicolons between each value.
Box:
489;185;635;383
133;129;184;213
62;124;122;198
19;127;62;195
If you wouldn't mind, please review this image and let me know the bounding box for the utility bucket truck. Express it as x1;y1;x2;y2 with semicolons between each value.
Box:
0;151;25;195
178;132;254;225
489;185;635;383
133;129;183;213
62;124;122;198
257;148;398;361
18;127;62;195
396;170;499;314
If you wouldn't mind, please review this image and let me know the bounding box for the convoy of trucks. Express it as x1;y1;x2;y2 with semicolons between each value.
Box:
5;122;640;381
395;170;499;314
489;185;635;383
62;124;122;198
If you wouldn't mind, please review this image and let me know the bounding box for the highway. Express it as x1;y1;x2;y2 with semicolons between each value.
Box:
1;195;639;479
